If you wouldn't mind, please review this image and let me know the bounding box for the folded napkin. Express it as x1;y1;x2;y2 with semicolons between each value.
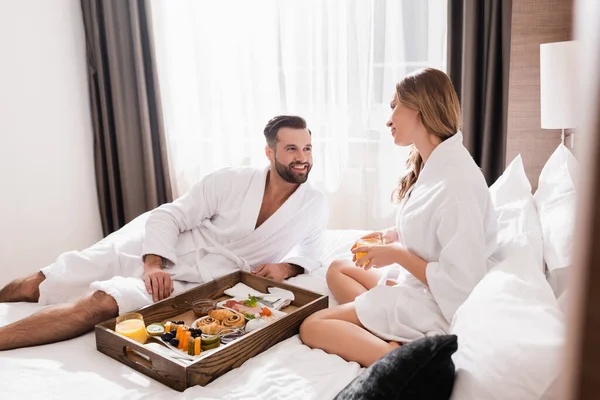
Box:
223;283;295;310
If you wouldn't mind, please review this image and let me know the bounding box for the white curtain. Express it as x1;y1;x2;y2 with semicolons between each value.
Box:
151;0;447;230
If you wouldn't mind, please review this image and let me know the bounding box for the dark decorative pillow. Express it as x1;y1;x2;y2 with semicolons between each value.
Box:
334;334;458;400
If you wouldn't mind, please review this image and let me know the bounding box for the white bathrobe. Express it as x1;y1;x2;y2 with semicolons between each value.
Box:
355;132;499;342
39;166;328;313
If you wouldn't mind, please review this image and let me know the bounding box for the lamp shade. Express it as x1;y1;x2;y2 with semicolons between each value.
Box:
540;41;577;129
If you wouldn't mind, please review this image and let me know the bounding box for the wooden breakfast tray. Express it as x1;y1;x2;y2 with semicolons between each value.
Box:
94;271;328;391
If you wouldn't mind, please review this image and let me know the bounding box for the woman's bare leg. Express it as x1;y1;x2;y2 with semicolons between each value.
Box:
0;272;45;303
326;259;380;304
300;302;400;367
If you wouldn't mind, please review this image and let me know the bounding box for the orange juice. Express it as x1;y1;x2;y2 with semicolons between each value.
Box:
115;313;147;344
354;236;383;260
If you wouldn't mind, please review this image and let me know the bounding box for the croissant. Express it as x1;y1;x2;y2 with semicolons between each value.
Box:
223;312;245;328
201;322;223;335
209;309;233;322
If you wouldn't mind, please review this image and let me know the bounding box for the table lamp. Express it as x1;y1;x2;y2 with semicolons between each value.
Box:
540;40;578;147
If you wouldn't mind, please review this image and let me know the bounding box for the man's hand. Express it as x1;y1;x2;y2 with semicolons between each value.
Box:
252;263;303;281
142;254;173;302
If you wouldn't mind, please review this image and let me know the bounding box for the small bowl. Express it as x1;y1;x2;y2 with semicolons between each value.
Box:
218;328;246;344
192;299;217;318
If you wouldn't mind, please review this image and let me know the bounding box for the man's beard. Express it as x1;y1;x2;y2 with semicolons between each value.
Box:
274;157;312;184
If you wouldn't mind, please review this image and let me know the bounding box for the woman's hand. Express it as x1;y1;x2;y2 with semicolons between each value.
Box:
380;227;399;244
352;243;404;270
350;228;400;262
353;244;429;285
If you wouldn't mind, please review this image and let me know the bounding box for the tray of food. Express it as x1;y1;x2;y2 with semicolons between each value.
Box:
95;271;328;391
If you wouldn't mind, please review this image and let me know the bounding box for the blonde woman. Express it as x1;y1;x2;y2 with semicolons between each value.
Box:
300;68;499;367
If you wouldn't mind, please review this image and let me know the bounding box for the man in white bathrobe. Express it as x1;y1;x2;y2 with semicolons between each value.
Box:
0;115;328;350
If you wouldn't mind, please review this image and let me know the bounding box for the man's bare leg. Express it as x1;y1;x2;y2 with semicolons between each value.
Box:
0;272;45;303
0;290;118;350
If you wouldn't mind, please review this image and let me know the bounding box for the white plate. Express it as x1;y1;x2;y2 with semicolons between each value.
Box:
148;334;220;361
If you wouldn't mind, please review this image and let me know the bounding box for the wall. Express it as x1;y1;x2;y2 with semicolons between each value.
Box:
0;0;102;287
505;0;574;189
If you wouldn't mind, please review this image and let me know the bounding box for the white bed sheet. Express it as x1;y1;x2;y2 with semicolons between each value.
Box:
0;217;367;400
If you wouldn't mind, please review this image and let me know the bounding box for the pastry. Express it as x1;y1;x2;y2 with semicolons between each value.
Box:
201;322;222;335
194;321;218;334
196;316;218;325
223;312;245;328
195;316;223;335
208;309;233;321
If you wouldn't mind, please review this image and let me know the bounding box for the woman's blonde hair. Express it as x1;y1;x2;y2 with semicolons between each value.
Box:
392;68;461;202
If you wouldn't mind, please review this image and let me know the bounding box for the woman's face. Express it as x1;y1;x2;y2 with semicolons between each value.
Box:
386;91;420;146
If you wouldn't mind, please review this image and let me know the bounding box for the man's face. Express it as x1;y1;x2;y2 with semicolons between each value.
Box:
268;127;313;184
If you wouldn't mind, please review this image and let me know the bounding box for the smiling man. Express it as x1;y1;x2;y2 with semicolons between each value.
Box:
0;115;329;350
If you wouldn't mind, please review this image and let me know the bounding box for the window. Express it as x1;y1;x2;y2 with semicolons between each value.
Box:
152;0;447;229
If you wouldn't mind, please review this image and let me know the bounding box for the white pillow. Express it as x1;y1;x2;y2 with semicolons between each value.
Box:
533;144;577;297
449;249;565;400
489;155;544;271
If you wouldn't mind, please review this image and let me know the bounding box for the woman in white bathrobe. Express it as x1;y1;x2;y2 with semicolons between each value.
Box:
299;68;498;367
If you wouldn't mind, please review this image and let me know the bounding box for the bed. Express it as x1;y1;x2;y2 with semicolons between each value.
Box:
0;145;575;400
0;223;366;400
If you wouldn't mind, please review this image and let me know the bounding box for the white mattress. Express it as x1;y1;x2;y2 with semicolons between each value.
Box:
0;224;367;400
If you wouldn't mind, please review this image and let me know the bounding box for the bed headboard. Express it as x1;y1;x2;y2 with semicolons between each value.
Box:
505;0;573;190
505;133;563;190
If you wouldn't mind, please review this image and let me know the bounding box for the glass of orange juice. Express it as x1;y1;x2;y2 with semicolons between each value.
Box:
353;233;383;260
115;313;147;344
